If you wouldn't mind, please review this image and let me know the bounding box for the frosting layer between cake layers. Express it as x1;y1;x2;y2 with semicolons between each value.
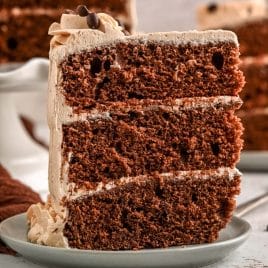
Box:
27;13;244;249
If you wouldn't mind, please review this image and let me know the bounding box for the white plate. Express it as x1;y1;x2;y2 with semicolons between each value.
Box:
238;151;268;171
0;213;251;268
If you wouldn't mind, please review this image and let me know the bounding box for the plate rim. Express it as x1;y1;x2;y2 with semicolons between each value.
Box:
0;212;252;255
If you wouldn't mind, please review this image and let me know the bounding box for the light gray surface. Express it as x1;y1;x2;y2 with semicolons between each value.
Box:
0;214;251;268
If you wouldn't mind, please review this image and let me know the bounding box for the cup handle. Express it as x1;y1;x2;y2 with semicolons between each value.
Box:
0;57;49;93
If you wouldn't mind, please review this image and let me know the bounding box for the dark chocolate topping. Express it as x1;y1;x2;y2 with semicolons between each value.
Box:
86;13;100;29
76;5;89;17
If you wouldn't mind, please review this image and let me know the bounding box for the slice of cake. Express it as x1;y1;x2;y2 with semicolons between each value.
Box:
197;0;268;57
27;10;244;250
0;0;136;63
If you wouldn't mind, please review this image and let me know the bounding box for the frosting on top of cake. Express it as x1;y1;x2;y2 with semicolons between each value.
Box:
198;0;268;30
48;13;239;63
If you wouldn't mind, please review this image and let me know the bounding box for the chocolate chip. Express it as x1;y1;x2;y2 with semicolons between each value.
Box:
76;5;89;17
86;13;100;29
63;9;76;14
207;3;218;13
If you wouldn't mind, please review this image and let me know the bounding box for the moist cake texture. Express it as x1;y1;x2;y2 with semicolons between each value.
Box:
0;0;136;63
61;42;243;112
27;12;244;250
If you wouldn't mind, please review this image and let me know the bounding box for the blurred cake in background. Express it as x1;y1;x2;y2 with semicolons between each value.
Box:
0;0;136;63
198;0;268;150
197;0;268;56
239;57;268;150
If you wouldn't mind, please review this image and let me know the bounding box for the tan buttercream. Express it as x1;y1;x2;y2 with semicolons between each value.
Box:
27;195;68;248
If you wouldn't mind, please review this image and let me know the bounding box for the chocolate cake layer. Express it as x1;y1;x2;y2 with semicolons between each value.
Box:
60;42;244;112
239;110;268;150
0;12;59;63
240;57;268;111
226;18;268;57
64;171;241;250
62;100;243;188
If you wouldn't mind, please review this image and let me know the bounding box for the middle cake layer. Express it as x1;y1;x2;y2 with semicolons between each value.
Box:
61;97;243;189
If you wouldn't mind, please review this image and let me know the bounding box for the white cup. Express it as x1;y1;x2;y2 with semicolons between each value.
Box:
0;58;49;199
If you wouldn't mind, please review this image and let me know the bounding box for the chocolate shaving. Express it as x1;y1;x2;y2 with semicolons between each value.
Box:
76;5;89;17
86;13;100;29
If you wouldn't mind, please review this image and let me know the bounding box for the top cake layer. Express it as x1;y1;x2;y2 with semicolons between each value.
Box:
48;13;244;113
198;0;267;29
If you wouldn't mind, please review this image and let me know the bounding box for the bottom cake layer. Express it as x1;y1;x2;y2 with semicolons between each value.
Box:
63;170;241;250
239;110;268;150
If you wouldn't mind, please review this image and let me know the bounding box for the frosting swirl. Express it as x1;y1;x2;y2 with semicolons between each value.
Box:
49;13;124;48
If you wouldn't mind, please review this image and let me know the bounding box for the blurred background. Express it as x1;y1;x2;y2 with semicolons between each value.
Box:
12;0;218;151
